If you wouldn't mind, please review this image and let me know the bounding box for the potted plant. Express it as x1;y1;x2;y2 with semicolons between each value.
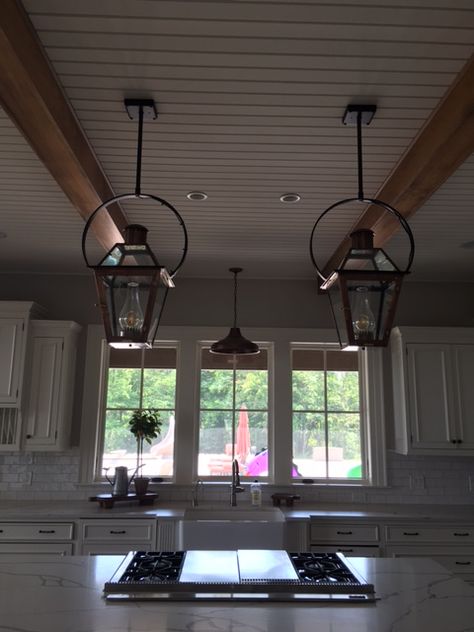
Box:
128;408;162;495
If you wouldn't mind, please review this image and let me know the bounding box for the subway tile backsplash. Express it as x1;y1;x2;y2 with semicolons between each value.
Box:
0;451;473;505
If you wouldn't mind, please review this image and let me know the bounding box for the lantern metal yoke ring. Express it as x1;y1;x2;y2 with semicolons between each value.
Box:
309;105;415;348
82;99;188;349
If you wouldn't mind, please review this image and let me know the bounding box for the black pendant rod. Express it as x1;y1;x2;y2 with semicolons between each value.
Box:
135;104;144;196
229;267;242;328
357;110;364;201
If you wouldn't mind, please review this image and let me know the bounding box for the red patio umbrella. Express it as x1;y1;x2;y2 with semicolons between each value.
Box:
236;404;251;466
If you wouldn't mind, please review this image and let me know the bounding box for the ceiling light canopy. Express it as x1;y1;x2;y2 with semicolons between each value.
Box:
82;99;188;349
186;191;208;201
309;104;415;348
210;267;259;356
280;193;301;203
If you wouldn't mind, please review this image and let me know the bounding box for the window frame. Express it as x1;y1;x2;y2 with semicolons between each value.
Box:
79;325;386;487
196;341;273;481
291;343;366;483
97;342;178;480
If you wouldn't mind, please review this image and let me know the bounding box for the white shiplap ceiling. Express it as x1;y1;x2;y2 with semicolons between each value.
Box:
0;0;473;280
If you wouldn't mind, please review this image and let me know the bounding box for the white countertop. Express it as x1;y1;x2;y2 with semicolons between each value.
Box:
0;554;473;631
1;499;474;522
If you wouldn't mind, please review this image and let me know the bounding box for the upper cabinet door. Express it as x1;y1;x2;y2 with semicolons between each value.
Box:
452;345;474;449
24;337;63;448
0;318;25;405
406;344;457;450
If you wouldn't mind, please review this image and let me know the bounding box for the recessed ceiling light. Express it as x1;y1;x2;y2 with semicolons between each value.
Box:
280;193;301;203
186;191;208;201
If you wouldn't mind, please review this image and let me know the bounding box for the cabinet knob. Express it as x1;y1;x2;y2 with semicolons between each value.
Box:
26;434;32;439
451;439;456;444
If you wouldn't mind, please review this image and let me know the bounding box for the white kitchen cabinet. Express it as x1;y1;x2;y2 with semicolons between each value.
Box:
0;302;45;451
79;519;156;555
0;319;25;406
0;521;75;556
391;327;474;455
309;519;381;557
384;522;474;585
24;321;81;451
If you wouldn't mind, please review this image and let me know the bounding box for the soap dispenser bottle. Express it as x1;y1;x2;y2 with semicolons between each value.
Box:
250;479;262;507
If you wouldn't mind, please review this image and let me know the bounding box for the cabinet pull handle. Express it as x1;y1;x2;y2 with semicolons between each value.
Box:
337;548;354;553
336;531;353;535
0;530;3;533
455;561;471;565
403;532;419;536
38;530;56;534
453;532;470;537
110;530;127;535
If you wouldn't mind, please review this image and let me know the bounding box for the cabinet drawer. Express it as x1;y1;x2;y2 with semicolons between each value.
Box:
386;525;474;543
310;544;380;557
81;520;155;542
310;522;379;543
82;542;154;556
0;522;74;540
0;542;73;555
385;545;474;574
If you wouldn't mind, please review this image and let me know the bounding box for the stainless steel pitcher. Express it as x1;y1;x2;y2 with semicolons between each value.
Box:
104;466;137;496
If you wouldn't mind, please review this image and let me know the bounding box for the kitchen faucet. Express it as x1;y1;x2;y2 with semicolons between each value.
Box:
191;478;203;507
230;459;245;506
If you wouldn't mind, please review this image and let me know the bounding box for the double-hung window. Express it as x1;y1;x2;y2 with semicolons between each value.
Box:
292;346;363;481
99;345;177;478
198;345;269;478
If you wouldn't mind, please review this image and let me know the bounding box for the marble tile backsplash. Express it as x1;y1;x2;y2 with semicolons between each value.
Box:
0;451;473;504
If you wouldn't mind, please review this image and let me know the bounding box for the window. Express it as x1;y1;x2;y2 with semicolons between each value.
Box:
292;347;363;481
198;346;269;478
80;326;385;487
99;345;177;478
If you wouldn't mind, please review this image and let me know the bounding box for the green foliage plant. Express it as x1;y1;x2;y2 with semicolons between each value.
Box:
128;409;162;473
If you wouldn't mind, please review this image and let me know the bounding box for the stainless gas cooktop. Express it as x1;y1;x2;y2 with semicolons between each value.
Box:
104;550;376;602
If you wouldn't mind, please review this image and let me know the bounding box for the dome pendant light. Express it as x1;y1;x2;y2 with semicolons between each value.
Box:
309;104;415;348
210;268;260;355
81;99;188;349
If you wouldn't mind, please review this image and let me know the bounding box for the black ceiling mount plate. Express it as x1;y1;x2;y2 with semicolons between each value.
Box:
342;104;377;126
124;98;158;120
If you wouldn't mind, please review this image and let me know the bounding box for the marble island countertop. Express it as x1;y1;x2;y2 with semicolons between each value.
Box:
1;499;474;522
0;554;473;632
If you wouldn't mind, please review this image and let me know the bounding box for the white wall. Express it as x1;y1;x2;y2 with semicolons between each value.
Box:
0;274;473;504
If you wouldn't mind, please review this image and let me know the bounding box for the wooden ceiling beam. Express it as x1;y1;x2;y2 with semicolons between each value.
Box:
0;0;127;252
321;54;474;279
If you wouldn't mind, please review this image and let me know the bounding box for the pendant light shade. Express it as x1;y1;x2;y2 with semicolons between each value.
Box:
81;99;188;349
210;268;259;355
309;105;415;348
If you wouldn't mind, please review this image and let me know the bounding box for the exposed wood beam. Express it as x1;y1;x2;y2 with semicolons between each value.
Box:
322;54;474;279
0;0;127;252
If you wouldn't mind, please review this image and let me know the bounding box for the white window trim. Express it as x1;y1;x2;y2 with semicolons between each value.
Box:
79;325;387;487
196;340;273;481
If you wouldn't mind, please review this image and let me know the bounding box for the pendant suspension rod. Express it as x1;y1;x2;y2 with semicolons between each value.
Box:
233;270;238;328
229;267;242;328
135;104;144;196
357;110;364;201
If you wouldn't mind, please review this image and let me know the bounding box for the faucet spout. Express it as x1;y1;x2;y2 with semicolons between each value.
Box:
230;459;245;506
192;478;203;507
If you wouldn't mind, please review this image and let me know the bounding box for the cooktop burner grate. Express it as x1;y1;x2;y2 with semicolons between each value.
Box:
118;551;185;583
289;552;363;584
